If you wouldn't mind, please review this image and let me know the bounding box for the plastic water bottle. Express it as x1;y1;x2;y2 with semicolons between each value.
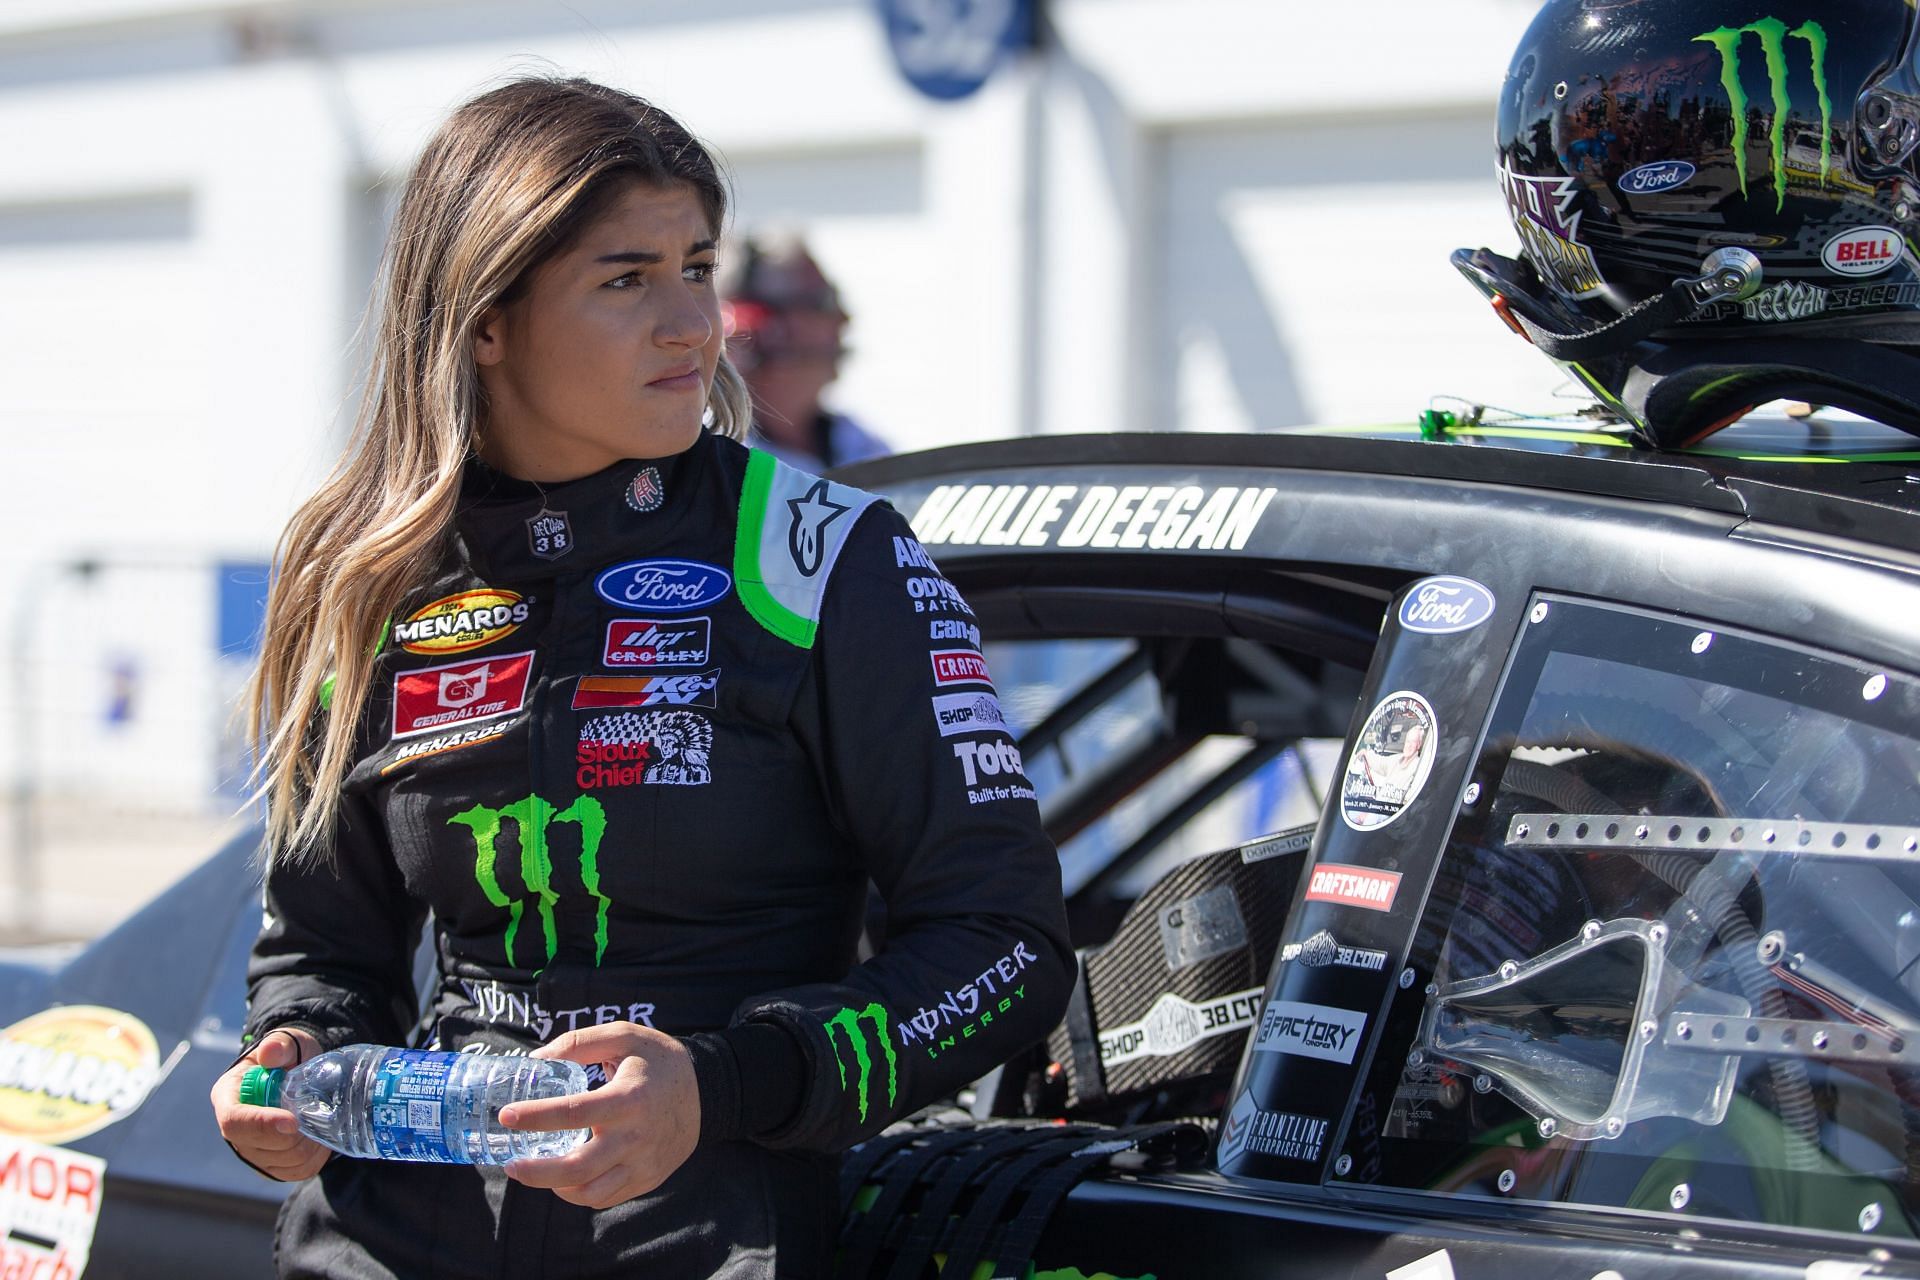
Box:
239;1045;590;1165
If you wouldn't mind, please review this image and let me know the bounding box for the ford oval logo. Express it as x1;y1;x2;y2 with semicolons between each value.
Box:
1618;160;1695;195
594;559;733;612
1398;576;1496;635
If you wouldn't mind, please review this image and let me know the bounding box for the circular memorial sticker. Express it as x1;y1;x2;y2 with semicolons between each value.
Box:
1340;691;1438;832
0;1006;162;1143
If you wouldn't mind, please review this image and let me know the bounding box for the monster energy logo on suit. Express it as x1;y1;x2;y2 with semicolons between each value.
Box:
446;795;610;967
1694;17;1831;211
824;1004;898;1123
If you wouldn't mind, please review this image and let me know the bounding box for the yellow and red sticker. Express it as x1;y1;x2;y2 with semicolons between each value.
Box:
0;1006;161;1144
394;589;530;656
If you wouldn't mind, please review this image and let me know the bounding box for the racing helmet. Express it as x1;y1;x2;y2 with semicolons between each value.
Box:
1455;0;1920;445
718;232;849;373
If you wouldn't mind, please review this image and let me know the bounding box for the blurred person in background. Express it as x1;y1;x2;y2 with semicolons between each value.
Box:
722;232;891;471
207;76;1070;1278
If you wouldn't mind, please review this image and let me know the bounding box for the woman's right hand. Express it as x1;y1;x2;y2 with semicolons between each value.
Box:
210;1027;330;1181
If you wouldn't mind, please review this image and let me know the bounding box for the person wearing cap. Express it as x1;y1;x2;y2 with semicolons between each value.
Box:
721;232;891;472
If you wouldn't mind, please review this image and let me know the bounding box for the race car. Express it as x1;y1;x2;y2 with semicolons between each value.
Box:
0;396;1915;1278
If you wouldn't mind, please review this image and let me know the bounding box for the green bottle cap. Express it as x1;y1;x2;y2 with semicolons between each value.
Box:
239;1065;284;1109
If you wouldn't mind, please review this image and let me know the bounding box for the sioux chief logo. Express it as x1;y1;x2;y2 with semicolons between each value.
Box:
1694;17;1832;213
824;1004;898;1124
394;589;530;656
1499;165;1606;299
446;794;610;967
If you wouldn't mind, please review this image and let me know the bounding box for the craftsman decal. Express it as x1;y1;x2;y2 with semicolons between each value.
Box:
0;1007;160;1144
1097;987;1265;1068
1397;577;1494;635
394;589;531;656
446;794;611;966
392;651;534;739
931;649;993;687
1340;691;1437;832
908;484;1277;551
1304;863;1402;912
1252;999;1365;1065
594;559;732;612
602;617;711;669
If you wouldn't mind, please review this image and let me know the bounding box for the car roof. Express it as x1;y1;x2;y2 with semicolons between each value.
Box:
841;411;1920;556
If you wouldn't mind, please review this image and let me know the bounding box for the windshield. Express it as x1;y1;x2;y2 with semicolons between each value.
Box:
1351;597;1920;1239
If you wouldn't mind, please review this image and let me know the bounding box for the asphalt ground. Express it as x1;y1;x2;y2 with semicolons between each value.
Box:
0;797;245;946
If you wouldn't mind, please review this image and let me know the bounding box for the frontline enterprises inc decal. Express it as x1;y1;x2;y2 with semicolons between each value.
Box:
908;482;1278;552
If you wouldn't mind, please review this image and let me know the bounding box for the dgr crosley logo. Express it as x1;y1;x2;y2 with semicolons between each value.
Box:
0;1006;160;1143
395;589;531;656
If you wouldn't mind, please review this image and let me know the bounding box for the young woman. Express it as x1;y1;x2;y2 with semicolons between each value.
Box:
208;77;1071;1278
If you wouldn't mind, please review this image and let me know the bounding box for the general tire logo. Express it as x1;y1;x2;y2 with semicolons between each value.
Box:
824;1004;898;1124
1252;999;1365;1065
446;794;610;966
392;651;534;739
1694;17;1831;212
787;479;849;577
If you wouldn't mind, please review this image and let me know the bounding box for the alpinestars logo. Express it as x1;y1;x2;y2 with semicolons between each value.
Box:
1694;18;1831;212
823;1004;898;1124
446;794;610;966
788;479;849;577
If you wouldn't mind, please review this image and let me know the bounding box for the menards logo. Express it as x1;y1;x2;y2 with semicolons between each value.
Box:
395;589;531;655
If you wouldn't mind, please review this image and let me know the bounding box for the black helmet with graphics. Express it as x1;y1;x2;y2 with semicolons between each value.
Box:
1455;0;1920;445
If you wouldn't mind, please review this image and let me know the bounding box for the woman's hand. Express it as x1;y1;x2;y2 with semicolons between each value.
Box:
209;1027;331;1181
502;1022;702;1209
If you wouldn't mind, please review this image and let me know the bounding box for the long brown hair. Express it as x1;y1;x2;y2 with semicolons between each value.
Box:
248;77;750;864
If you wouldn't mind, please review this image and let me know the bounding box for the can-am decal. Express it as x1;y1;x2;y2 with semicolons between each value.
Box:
1098;987;1265;1068
602;616;711;669
1617;160;1695;195
1341;691;1437;832
392;651;534;738
1304;863;1402;912
1397;577;1494;635
908;483;1277;551
394;589;531;656
594;559;732;612
0;1006;160;1143
1823;226;1903;278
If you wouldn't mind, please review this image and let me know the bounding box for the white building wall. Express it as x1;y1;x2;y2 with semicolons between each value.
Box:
0;0;1555;813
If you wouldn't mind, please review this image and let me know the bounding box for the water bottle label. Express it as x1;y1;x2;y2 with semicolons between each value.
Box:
368;1050;459;1163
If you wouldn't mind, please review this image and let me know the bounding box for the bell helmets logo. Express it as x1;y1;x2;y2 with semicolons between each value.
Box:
1304;863;1402;913
931;649;993;687
602;617;711;669
1824;226;1904;278
594;559;732;613
392;651;533;738
394;589;530;656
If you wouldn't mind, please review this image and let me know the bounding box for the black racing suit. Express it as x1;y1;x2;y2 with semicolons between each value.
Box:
243;431;1073;1278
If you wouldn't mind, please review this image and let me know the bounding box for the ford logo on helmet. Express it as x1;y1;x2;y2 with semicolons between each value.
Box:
1618;160;1696;195
1398;576;1496;635
594;559;733;612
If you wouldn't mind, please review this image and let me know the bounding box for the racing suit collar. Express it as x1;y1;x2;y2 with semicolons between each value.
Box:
454;433;708;580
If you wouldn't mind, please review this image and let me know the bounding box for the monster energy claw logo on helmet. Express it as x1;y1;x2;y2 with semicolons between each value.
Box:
1693;17;1831;212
